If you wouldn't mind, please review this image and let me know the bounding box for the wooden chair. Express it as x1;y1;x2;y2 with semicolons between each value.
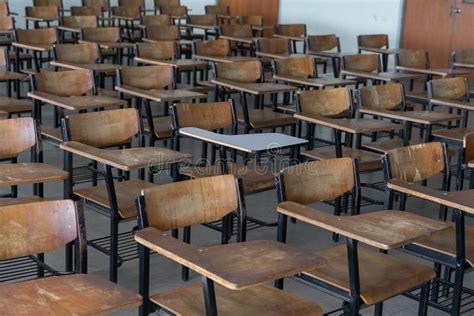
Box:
59;15;98;43
0;199;142;314
456;132;474;191
0;2;9;16
396;48;430;91
154;0;180;9
0;47;30;116
159;5;187;26
383;142;474;315
255;37;291;56
135;175;324;316
306;34;341;76
341;53;381;87
213;59;298;135
205;4;230;24
0;16;32;68
144;24;179;41
141;14;170;27
81;27;133;64
357;33;389;70
452;49;474;69
60;108;191;282
186;14;219;40
25;6;59;29
273;23;307;53
13;27;57;74
71;5;103;18
111;5;142;42
219;24;254;55
238;14;264;37
277;158;444;315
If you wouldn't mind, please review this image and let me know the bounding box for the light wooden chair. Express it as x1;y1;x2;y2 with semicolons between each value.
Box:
306;34;341;76
25;6;59;29
273;23;307;53
14;28;57;74
219;24;253;55
141;14;170;27
342;53;381;87
111;5;142;42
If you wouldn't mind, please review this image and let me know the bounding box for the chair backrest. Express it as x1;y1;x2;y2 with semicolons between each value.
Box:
239;15;262;26
146;25;179;41
256;37;290;54
0;16;14;32
160;5;187;16
82;0;110;9
427;76;468;101
274;24;306;37
0;200;78;261
214;60;262;83
82;27;120;42
172;101;235;131
194;38;230;57
0;117;37;159
205;5;229;16
155;0;180;7
62;15;98;29
119;65;174;90
188;14;217;26
54;42;100;64
142;14;170;27
0;2;8;16
384;142;447;182
71;6;103;17
357;34;388;49
273;56;315;78
34;0;62;7
396;48;429;68
279;158;356;204
358;83;405;111
33;69;94;97
343;54;380;72
453;49;474;64
220;24;252;37
296;87;352;117
0;46;7;70
307;34;339;52
112;5;141;18
139;175;240;231
464;132;474;164
137;41;175;60
16;28;57;45
118;0;144;8
26;6;58;20
63;108;140;148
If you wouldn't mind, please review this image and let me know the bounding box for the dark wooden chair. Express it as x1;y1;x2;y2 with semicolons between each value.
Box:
219;24;254;55
141;14;170;27
81;26;134;64
341;53;381;87
186;14;219;40
0;199;142;314
306;34;342;76
273;23;307;53
59;15;98;43
135;174;324;316
111;5;142;42
205;4;230;24
277;157;444;315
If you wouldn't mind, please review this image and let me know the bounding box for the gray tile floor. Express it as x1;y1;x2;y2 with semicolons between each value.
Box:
5;85;474;315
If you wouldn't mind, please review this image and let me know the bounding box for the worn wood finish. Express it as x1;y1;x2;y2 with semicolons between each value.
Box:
83;0;110;8
274;24;306;38
0;3;8;16
278;201;450;250
464;132;474;164
340;70;419;82
359;108;461;125
453;49;474;65
155;0;180;8
205;5;229;16
0;163;68;186
160;5;187;17
358;34;388;49
220;24;252;38
302;147;382;172
142;175;238;231
34;69;93;96
281;158;354;205
71;6;103;17
62;16;98;31
120;65;173;90
429;76;466;101
0;200;76;260
397;66;468;77
386;142;445;182
152;282;322;316
28;91;127;111
16;28;57;45
214;60;261;83
83;27;120;43
136;228;325;289
54;42;100;64
0;274;142;315
236;107;297;129
397;49;428;68
0;97;31;115
212;79;296;95
0;196;44;207
25;6;59;21
256;37;289;54
143;115;173;139
34;0;62;6
362;139;419;155
112;5;141;19
187;14;217;26
174;101;233;131
142;14;171;27
193;55;254;64
239;15;263;26
304;244;435;305
194;38;230;57
359;83;403;110
307;34;339;52
66;108;139;148
0;16;14;33
146;25;180;41
274;56;313;77
137;41;175;60
297;88;351;117
343;54;380;72
115;85;205;103
75;179;156;219
273;75;354;89
60;141;191;171
0;117;36;159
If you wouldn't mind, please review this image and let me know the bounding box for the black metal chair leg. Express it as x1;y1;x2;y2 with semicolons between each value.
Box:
418;281;430;316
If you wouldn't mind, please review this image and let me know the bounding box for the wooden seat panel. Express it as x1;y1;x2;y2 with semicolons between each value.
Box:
143;116;173;139
362;138;419;154
302;147;382;172
431;127;474;143
41;128;63;142
74;179;157;219
303;245;435;305
237;108;297;129
151;283;322;316
0;97;31;113
0;163;68;186
0;195;43;207
0;274;141;315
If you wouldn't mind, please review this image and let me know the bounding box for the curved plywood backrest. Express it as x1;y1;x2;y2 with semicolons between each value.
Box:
0;117;36;159
274;24;306;37
55;42;100;64
454;49;474;64
359;83;404;110
120;65;174;90
34;0;62;6
137;41;175;60
160;5;187;16
155;0;180;7
298;87;351;116
357;34;388;49
0;16;14;31
397;48;428;68
256;37;289;54
71;6;103;17
34;69;94;96
215;60;261;83
205;5;229;15
194;38;230;57
83;0;110;9
112;5;141;18
220;24;252;38
173;101;234;131
0;200;77;261
0;3;8;16
429;77;467;101
307;34;338;52
281;158;355;204
62;15;98;29
146;25;179;41
65;108;139;147
188;14;217;26
142;14;171;27
26;6;59;20
16;28;57;45
386;142;446;182
464;132;474;164
118;0;144;7
239;15;262;26
275;56;314;78
343;54;380;72
142;175;239;231
83;27;120;42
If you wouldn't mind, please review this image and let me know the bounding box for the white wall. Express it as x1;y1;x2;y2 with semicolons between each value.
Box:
280;0;404;53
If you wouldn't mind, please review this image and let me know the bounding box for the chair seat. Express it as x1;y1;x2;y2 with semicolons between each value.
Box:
413;223;474;267
237;108;297;129
0;71;28;81
0;274;141;315
41;128;63;143
303;245;435;305
151;282;322;316
0;195;43;207
143;116;173;139
98;87;132;100
176;83;209;95
302;147;382;172
362;138;419;154
180;162;275;194
0;96;31;114
0;163;69;186
431;127;474;143
74;179;157;219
